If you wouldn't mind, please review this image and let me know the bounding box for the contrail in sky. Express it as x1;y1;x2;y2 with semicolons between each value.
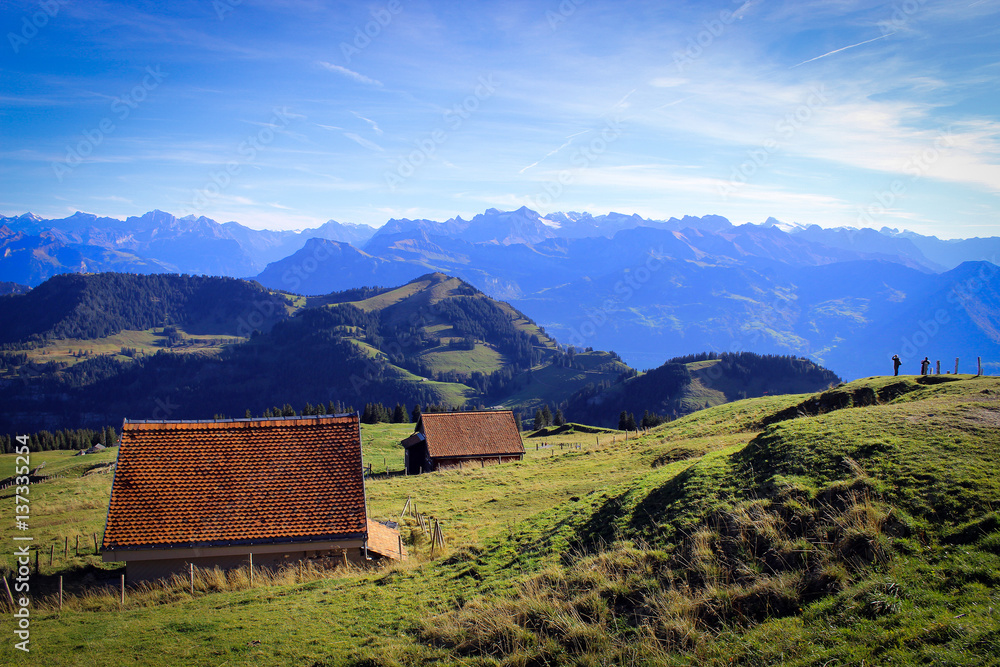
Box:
791;33;895;68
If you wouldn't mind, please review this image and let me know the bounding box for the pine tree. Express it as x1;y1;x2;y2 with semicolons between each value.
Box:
553;409;565;426
534;409;545;431
392;403;408;423
541;404;553;427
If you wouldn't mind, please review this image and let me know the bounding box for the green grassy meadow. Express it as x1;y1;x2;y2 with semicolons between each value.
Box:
6;327;242;372
2;374;999;665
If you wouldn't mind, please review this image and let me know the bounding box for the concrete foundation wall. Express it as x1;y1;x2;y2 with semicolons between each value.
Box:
434;455;522;471
117;543;367;584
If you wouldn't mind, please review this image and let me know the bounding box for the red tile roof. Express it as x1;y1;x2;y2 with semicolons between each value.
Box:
416;411;524;459
103;415;366;550
366;520;406;560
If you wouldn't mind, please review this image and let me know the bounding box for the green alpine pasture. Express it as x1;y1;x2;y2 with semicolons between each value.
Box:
2;374;998;665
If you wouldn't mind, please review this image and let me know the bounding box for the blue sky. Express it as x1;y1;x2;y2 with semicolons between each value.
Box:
1;0;998;237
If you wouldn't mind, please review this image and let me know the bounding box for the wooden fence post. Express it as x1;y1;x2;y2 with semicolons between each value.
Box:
190;563;195;595
955;358;960;375
434;521;445;549
34;548;39;574
979;356;983;376
398;534;404;559
936;360;941;375
249;553;254;586
64;536;68;558
75;535;79;556
49;545;54;568
2;577;14;607
120;574;125;607
93;533;99;555
59;576;63;611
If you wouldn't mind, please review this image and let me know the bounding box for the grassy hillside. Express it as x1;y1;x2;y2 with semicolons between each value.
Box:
500;349;632;410
5;328;243;371
2;374;998;665
0;272;591;431
563;352;841;427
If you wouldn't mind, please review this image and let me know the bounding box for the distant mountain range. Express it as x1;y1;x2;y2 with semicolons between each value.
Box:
0;209;375;282
2;206;998;380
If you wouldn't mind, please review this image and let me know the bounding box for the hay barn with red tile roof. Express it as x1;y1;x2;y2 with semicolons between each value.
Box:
400;410;524;474
102;414;402;583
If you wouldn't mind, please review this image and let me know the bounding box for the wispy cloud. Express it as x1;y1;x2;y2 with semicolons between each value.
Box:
343;132;384;152
612;88;637;111
351;111;383;135
732;0;759;20
317;62;382;87
90;195;134;204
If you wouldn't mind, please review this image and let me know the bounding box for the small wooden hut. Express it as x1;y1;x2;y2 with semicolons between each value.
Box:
400;410;524;474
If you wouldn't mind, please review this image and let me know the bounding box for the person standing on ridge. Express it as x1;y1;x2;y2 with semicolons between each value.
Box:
921;357;930;375
892;354;902;376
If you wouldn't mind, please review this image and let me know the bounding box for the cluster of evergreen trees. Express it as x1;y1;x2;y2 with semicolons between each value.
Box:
1;426;117;454
617;410;669;431
252;400;357;419
360;402;410;424
531;404;565;430
0;351;29;370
